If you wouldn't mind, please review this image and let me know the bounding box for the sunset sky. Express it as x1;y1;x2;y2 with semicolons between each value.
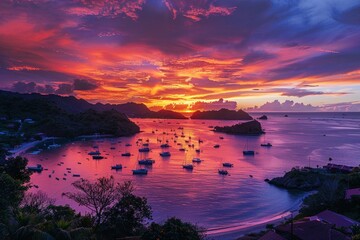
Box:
0;0;359;112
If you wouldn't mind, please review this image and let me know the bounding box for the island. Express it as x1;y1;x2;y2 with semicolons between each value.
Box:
190;108;253;120
0;92;140;145
213;120;264;135
258;115;268;120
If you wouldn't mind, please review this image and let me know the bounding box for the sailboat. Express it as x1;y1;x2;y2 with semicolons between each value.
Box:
132;153;148;175
182;153;193;170
243;138;255;155
260;133;272;147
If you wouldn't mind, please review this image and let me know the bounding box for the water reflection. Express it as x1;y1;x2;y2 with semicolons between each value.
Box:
25;113;360;239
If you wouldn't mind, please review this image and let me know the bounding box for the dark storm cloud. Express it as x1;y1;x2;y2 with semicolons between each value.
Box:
333;4;360;25
73;79;98;91
270;46;360;80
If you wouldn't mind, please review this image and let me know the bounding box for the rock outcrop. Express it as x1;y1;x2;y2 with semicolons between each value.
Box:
213;120;264;135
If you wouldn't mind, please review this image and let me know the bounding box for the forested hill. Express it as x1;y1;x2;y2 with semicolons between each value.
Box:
0;91;186;119
0;91;140;137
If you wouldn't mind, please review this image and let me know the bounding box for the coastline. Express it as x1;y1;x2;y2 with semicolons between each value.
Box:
8;137;53;157
206;192;313;240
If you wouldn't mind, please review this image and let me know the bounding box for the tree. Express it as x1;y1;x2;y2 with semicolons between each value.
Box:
0;173;26;222
100;190;152;238
1;156;31;184
142;217;206;240
21;191;55;214
62;176;126;226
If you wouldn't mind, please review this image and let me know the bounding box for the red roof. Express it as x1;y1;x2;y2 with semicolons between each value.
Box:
258;231;285;240
275;220;350;240
345;188;360;200
315;210;359;228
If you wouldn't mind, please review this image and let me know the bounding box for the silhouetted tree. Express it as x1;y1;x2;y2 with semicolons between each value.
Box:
62;177;132;226
142;217;206;240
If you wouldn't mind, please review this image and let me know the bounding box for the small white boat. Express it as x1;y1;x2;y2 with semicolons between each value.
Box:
260;143;272;147
213;144;220;148
138;159;155;165
160;143;170;148
182;164;193;170
111;164;123;170
192;158;202;163
121;152;131;156
218;169;228;175
132;169;148;175
92;155;104;160
222;163;233;167
243;150;255;155
139;147;150;152
27;164;43;172
48;143;61;149
160;151;171;157
88;150;100;156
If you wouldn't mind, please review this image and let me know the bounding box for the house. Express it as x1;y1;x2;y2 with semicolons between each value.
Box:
345;188;360;200
311;210;359;229
323;163;355;173
258;231;285;240
275;220;350;240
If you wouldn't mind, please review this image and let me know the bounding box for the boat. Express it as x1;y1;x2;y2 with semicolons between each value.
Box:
48;143;61;149
222;163;233;167
73;174;81;177
243;138;255;155
160;151;171;157
138;159;155;165
195;149;200;153
182;164;193;170
125;143;132;147
218;169;228;175
121;152;131;156
142;143;149;147
243;150;255;156
213;144;220;148
192;158;202;163
88;150;100;156
92;155;104;160
260;143;272;147
219;136;224;139
132;169;148;175
139;147;150;152
160;143;170;148
111;164;123;170
179;148;186;151
27;164;43;172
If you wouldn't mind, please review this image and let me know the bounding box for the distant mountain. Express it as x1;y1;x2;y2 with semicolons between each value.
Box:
0;91;140;137
0;91;187;119
213;120;264;135
190;108;253;120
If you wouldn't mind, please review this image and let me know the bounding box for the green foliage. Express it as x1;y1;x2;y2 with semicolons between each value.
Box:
300;179;344;215
0;173;26;222
141;217;206;240
0;156;31;184
100;192;152;238
63;177;131;226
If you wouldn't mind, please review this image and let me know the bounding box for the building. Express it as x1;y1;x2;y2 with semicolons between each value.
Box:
275;220;350;240
311;210;359;229
345;188;360;200
258;231;285;240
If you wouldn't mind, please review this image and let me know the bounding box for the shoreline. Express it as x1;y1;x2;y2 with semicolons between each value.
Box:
8;137;54;157
206;191;313;240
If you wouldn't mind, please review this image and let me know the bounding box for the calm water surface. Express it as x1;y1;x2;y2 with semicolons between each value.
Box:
25;112;360;239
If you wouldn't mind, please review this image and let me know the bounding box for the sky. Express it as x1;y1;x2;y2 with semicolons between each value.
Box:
0;0;360;112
